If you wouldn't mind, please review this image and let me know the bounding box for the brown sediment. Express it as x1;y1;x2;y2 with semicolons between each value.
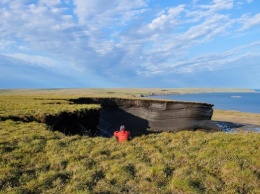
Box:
71;98;221;137
0;97;220;136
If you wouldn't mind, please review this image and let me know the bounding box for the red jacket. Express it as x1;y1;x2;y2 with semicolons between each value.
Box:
114;130;130;143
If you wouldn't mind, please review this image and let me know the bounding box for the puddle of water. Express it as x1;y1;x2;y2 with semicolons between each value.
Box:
215;122;236;133
255;128;260;132
214;121;260;133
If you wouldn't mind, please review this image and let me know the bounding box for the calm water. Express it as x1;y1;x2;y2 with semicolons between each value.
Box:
151;91;260;114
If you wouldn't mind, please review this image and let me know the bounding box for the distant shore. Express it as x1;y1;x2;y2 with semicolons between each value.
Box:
138;88;256;98
0;87;255;97
1;88;259;130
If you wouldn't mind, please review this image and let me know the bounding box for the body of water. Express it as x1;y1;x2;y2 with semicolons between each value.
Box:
151;91;260;114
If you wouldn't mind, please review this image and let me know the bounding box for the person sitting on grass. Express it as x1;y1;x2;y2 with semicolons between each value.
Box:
114;125;130;143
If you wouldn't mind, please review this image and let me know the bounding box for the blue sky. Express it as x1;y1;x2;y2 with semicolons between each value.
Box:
0;0;259;89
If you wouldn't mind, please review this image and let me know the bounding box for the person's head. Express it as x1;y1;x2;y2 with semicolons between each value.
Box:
120;125;125;130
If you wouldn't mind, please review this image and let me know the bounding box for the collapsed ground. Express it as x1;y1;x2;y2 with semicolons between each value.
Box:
1;97;259;136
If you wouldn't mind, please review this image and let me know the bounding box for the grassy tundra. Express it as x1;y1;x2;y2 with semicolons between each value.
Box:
0;88;259;193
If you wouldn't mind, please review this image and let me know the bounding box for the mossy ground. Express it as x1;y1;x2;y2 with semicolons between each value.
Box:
0;88;259;193
0;96;100;121
0;120;259;193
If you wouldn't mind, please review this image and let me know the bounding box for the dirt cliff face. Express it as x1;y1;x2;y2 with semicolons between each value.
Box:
72;98;221;137
1;97;219;137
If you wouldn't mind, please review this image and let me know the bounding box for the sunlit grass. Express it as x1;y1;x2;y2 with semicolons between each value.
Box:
1;120;259;193
0;89;259;193
0;88;254;98
213;109;260;125
0;96;100;122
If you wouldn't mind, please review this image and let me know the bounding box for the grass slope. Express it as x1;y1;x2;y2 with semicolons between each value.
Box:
0;88;259;193
0;96;100;122
1;120;259;193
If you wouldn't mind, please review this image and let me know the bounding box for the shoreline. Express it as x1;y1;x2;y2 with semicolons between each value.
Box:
1;88;259;132
214;121;260;133
143;91;260;132
146;92;260;114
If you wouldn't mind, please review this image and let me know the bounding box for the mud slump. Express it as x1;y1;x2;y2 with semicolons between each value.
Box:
70;98;221;137
0;98;220;136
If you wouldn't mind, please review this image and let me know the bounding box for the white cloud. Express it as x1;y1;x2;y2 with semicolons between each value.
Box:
239;13;260;30
181;14;231;41
199;0;234;12
137;42;260;76
73;0;147;27
187;0;234;22
148;5;185;30
3;53;62;68
39;0;61;7
135;12;234;76
0;0;259;88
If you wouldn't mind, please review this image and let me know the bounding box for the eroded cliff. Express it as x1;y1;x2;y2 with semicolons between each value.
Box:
71;98;221;136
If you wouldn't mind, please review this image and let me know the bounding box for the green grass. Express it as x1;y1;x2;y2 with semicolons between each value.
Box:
0;96;100;122
0;89;259;193
0;88;254;98
0;120;259;193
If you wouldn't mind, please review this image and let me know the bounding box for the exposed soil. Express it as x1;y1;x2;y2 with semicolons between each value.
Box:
44;110;100;136
0;109;100;136
70;97;220;136
3;97;258;137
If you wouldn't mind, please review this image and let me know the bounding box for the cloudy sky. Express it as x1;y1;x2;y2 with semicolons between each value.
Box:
0;0;259;89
